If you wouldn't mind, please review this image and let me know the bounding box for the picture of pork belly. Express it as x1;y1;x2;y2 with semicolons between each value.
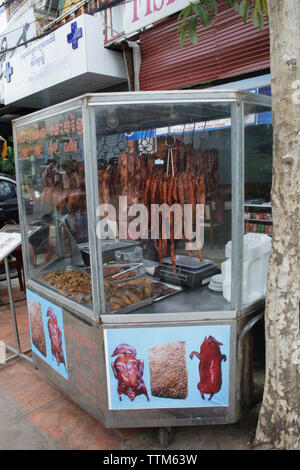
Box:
149;341;188;399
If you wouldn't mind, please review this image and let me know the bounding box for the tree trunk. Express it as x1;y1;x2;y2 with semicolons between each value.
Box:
254;0;300;450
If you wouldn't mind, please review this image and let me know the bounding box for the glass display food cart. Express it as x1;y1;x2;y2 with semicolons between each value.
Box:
12;90;272;440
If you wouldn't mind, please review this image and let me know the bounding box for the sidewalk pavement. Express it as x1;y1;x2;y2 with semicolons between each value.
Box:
0;281;264;451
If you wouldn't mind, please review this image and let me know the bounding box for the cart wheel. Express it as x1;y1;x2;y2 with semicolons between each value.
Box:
158;427;174;447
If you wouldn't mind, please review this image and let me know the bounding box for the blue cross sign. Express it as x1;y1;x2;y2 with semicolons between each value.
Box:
67;22;83;49
3;62;13;83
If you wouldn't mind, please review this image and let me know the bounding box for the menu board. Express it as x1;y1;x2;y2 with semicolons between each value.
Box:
0;232;21;262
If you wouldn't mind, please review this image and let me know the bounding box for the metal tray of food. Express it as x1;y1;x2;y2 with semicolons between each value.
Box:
103;262;145;283
107;280;182;314
152;280;183;302
37;267;92;305
107;295;155;315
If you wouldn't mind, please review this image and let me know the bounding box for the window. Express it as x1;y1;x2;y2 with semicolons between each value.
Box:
0;181;16;201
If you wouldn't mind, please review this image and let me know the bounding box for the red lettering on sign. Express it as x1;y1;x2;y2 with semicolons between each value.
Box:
145;0;152;16
47;142;60;155
131;0;179;24
34;145;42;156
64;138;77;153
76;117;83;136
154;0;164;12
132;0;139;22
132;0;152;22
40;128;46;139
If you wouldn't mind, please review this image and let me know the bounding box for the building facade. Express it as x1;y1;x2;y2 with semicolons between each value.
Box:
0;0;271;139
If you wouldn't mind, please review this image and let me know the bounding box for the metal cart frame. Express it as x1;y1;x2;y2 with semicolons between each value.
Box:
12;90;271;433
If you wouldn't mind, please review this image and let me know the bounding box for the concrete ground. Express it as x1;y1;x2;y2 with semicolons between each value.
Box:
0;279;265;451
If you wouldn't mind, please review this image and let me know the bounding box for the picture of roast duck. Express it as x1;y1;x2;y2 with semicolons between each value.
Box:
111;343;149;402
47;307;66;370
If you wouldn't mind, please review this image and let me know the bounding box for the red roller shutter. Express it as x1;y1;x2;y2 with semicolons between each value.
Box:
139;0;270;90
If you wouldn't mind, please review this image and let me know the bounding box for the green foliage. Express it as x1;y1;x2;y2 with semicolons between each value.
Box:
178;0;268;47
0;139;15;176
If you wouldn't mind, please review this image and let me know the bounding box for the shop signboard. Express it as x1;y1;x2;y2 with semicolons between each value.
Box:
3;14;89;105
3;13;126;105
123;0;191;35
105;0;191;42
104;324;230;410
0;8;36;103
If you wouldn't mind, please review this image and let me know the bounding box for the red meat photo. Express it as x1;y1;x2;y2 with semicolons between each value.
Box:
111;343;149;402
47;307;66;370
190;336;227;400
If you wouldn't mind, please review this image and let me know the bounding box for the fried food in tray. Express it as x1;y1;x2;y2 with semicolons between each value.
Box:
39;270;93;306
106;278;154;313
103;262;141;282
103;265;121;278
151;281;182;300
39;269;178;312
39;270;91;290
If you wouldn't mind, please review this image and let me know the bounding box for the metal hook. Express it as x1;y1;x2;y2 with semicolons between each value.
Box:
165;132;175;177
166;147;174;177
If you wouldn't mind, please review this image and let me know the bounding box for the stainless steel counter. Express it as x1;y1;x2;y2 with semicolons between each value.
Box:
101;283;237;324
31;256;264;325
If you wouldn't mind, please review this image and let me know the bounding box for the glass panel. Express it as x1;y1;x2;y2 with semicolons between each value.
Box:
243;102;273;306
244;103;273;234
94;101;232;314
16;108;93;309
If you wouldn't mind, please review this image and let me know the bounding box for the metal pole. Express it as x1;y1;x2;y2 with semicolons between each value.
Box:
82;98;105;320
4;256;21;354
237;311;264;359
230;100;244;313
5;344;32;364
